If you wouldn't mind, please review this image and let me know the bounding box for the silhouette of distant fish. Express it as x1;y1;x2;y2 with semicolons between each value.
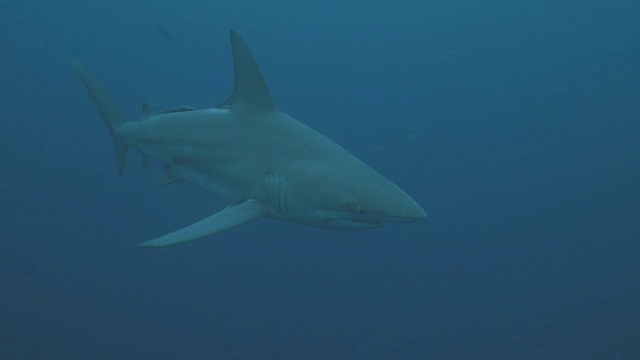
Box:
153;18;173;41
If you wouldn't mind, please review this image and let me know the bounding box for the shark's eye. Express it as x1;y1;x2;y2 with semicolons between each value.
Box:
352;204;362;214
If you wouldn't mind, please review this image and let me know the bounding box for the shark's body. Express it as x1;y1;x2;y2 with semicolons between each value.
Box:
75;31;425;247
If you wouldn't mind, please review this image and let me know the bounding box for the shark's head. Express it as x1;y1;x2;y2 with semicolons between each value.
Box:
290;169;426;231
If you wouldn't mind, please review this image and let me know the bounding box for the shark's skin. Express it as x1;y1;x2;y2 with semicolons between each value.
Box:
75;31;426;247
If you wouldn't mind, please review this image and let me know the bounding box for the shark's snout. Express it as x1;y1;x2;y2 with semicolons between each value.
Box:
391;197;427;223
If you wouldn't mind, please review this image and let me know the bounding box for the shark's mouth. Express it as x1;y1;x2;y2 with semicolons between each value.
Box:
325;218;383;230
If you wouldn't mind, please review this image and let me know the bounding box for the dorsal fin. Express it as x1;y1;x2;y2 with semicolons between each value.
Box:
220;31;276;112
140;103;153;119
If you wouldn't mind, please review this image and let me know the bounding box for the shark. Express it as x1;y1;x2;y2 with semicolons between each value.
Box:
75;31;426;247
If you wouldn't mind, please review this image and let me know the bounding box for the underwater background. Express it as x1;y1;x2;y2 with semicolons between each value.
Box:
1;0;638;358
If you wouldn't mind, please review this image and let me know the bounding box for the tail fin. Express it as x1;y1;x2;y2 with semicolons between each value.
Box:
73;60;128;176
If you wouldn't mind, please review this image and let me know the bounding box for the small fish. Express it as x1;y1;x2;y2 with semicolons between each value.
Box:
153;18;173;41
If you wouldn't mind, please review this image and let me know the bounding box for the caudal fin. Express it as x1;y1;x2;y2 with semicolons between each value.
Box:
73;60;128;176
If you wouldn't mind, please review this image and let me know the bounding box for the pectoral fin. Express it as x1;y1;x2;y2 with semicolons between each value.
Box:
138;200;265;247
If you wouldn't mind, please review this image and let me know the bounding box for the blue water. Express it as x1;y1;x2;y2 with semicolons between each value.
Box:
1;1;639;358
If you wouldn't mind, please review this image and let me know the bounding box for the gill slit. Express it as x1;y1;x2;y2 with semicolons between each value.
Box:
266;173;287;215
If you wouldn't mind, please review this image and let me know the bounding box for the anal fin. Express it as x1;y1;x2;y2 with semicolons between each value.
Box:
138;199;265;247
158;165;181;185
142;154;153;168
